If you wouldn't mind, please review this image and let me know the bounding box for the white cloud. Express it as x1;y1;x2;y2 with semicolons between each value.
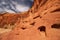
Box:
4;9;15;13
0;0;33;13
15;4;30;12
30;0;34;2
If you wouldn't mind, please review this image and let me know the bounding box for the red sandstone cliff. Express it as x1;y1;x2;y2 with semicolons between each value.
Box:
0;0;60;40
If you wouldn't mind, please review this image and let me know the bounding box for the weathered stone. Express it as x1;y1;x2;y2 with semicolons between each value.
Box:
0;0;60;40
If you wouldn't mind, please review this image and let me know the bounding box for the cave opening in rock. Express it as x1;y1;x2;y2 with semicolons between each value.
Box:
21;27;26;30
51;24;60;29
38;26;46;32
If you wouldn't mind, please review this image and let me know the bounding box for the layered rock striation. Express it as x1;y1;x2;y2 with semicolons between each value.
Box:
0;0;60;40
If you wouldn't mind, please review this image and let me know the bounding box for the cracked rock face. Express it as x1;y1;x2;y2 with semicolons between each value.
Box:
0;0;60;40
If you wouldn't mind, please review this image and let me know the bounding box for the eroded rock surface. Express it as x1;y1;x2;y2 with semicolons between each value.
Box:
0;0;60;40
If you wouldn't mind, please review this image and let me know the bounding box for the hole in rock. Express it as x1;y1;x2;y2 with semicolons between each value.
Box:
38;26;46;32
4;27;8;29
30;22;35;25
16;33;19;35
51;24;60;29
21;27;26;30
33;15;40;19
51;8;60;13
0;0;34;13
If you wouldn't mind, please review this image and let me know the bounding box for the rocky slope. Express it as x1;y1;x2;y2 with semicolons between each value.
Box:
0;0;60;40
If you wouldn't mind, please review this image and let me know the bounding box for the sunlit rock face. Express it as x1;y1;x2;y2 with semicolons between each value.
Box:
0;0;60;40
0;0;34;13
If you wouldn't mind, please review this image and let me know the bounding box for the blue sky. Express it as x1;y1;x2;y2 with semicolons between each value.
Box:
0;0;34;13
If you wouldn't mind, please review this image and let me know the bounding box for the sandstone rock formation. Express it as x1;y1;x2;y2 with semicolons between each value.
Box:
0;0;60;40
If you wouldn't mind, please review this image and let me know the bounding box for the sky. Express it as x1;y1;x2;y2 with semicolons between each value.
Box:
0;0;34;13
